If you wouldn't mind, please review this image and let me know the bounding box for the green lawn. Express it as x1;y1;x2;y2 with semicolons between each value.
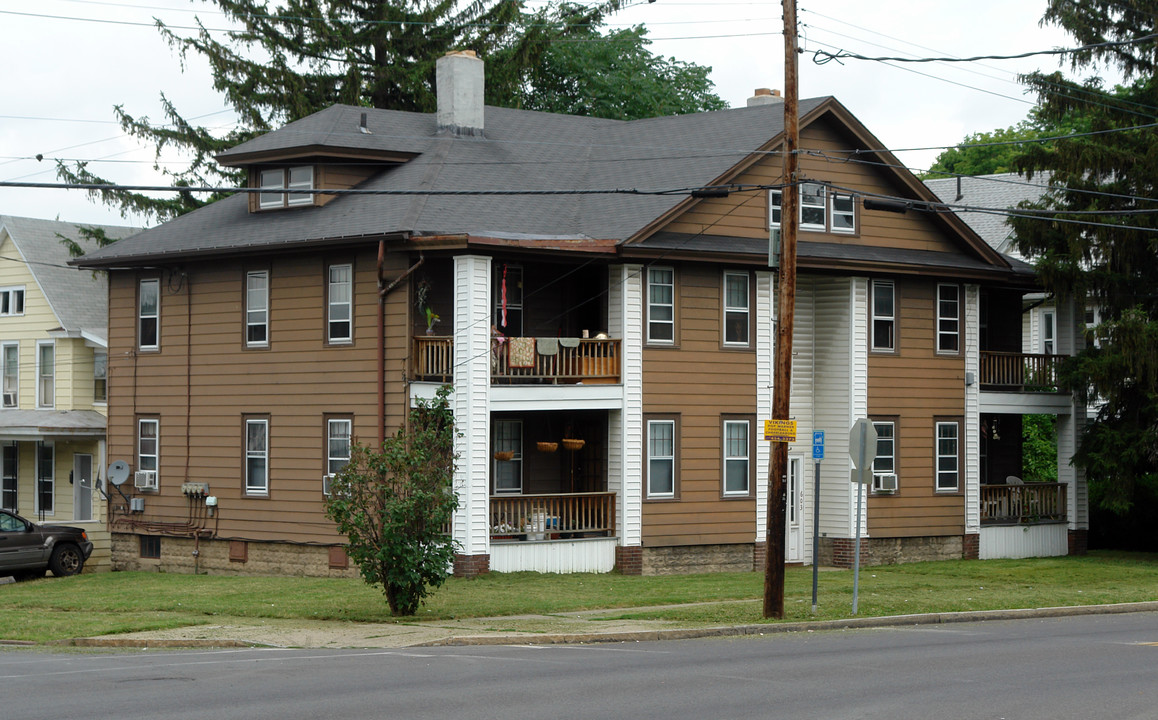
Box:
2;552;1157;643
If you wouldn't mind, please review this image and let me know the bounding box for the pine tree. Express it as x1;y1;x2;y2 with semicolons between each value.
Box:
59;1;726;224
1010;1;1158;534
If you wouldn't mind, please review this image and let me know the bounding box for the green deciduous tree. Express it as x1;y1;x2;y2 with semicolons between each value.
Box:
324;386;458;616
60;0;726;224
1009;1;1158;538
924;119;1055;178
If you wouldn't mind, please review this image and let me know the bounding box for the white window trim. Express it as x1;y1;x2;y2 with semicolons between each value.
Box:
647;267;675;345
35;442;54;516
2;341;18;409
139;278;160;351
722;419;750;496
799;182;827;231
768;189;782;229
1;442;16;512
93;349;107;405
327;263;353;344
830;192;856;234
327;418;352;476
646;419;676;499
259;169;286;209
0;286;25;317
871;280;895;352
245;418;269;495
936;283;960;354
872;420;896;493
286;166;314;207
1042;309;1056;355
138;418;159;481
722;272;750;347
259;166;314;209
492;419;523;494
36;340;54;409
246;270;269;348
935;421;959;493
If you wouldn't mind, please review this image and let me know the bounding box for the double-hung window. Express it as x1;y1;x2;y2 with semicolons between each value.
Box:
492;419;522;494
831;192;856;233
93;350;107;403
871;280;895;351
722;419;750;496
800;183;827;230
245;418;269;495
327;419;352;476
259;166;314;209
647;267;675;343
646;418;677;498
1042;309;1056;355
36;341;54;409
872;420;896;493
246;270;269;347
937;284;960;353
138;418;158;484
35;442;53;515
2;342;17;408
935;421;959;492
327;263;353;344
769;184;857;234
723;272;750;346
0;287;24;317
139;278;159;350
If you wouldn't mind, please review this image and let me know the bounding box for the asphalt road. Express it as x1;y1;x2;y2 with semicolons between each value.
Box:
4;611;1157;720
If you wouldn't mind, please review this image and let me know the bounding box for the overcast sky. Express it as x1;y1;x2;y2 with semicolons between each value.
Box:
0;0;1096;230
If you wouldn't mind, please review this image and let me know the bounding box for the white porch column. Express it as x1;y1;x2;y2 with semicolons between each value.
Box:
452;255;492;563
965;284;981;535
610;264;643;550
1056;296;1089;544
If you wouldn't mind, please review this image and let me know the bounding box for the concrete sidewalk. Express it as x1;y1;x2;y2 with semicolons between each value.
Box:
47;600;1158;650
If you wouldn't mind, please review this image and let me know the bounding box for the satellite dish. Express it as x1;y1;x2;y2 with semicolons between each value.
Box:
108;460;131;487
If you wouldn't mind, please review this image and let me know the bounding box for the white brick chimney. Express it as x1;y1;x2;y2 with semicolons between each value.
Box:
436;50;485;136
746;88;784;107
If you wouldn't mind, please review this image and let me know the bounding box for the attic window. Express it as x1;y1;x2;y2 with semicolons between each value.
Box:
259;166;315;209
769;185;858;235
0;287;25;317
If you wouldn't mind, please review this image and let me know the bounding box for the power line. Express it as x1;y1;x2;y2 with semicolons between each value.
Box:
812;32;1158;66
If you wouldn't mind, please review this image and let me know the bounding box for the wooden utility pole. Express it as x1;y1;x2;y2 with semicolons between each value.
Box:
764;0;799;620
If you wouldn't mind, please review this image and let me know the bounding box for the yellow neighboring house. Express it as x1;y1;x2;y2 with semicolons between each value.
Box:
0;215;138;572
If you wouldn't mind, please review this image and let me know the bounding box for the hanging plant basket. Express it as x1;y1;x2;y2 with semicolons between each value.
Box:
493;451;514;461
561;438;585;451
536;442;558;453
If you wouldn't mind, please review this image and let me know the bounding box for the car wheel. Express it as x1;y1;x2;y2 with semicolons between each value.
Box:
48;544;84;577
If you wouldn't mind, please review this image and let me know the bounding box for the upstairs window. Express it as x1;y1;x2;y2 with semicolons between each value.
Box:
37;341;54;409
2;343;17;408
0;287;24;317
723;272;750;346
647;267;675;344
937;284;960;354
872;280;895;351
246;270;269;347
1042;309;1056;355
93;350;107;404
327;263;353;344
769;184;857;234
493;419;522;494
139;278;159;350
259;166;314;209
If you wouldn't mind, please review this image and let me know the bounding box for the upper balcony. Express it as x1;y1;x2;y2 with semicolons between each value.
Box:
413;335;620;384
979;352;1066;393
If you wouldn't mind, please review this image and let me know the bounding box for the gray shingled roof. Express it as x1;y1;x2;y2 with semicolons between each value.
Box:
0;215;140;343
76;99;829;266
0;408;106;439
924;173;1049;259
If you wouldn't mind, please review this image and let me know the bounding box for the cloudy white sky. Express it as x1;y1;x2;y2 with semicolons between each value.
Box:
0;0;1097;230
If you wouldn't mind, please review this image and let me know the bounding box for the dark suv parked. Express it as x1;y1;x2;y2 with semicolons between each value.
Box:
0;509;93;580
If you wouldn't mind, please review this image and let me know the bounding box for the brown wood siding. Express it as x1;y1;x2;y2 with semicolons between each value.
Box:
664;116;963;255
641;264;757;547
316;165;379;207
867;280;965;537
106;248;402;544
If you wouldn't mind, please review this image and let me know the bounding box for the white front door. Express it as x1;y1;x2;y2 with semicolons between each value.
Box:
786;456;804;562
73;454;93;522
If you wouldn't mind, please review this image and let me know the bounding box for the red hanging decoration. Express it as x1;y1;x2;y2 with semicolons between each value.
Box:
501;264;508;328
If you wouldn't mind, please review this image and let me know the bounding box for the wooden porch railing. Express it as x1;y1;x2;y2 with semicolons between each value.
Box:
980;482;1067;525
980;352;1066;392
489;492;616;539
411;336;621;384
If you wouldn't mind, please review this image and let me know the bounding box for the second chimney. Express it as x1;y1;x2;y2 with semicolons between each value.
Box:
436;50;485;136
746;88;784;107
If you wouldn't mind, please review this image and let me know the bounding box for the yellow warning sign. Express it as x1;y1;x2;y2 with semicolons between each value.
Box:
763;419;797;443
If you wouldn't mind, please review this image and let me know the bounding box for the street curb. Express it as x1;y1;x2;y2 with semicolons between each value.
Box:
31;601;1158;650
413;601;1158;647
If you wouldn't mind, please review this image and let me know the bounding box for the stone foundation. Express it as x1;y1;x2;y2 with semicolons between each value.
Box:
110;533;359;578
615;545;643;575
752;541;766;572
820;535;966;569
453;553;490;578
641;544;754;575
1068;528;1089;556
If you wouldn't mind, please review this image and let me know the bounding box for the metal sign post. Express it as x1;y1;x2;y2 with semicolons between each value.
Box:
811;431;823;613
848;418;877;616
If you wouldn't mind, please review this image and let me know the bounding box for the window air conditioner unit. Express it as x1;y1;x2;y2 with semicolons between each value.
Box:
134;470;158;491
2;392;14;406
873;473;898;493
322;474;334;497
